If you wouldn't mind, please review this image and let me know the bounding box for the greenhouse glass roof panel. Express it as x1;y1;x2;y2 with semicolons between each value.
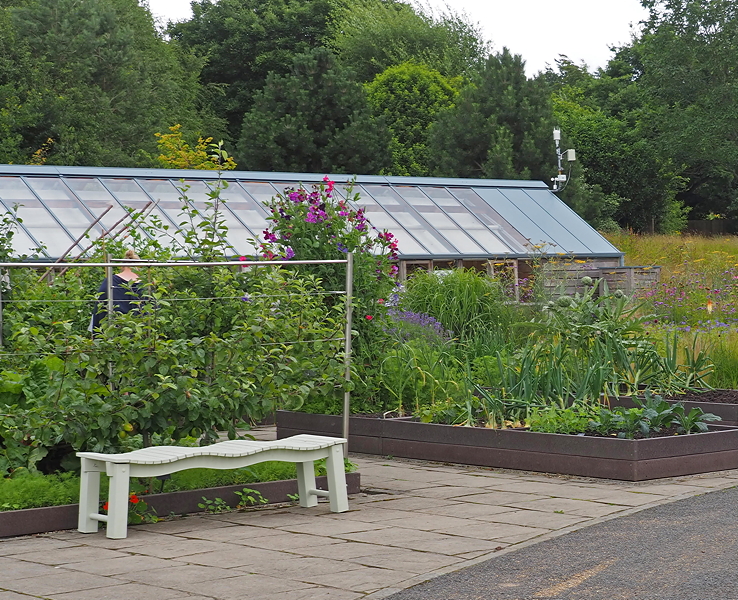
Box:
523;188;621;254
63;178;132;233
492;188;593;254
362;184;457;255
393;187;485;254
0;166;624;261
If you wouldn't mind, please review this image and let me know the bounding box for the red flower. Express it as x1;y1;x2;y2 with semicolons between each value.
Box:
102;502;109;512
129;494;140;504
365;315;373;321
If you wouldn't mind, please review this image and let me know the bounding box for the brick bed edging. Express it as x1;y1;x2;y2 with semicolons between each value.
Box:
0;472;361;539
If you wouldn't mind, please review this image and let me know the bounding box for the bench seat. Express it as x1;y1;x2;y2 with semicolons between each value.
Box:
77;434;349;539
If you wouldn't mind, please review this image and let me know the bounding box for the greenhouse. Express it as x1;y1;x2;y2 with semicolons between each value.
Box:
0;165;650;294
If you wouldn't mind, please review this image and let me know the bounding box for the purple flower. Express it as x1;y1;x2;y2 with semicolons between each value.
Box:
283;247;295;260
386;309;453;343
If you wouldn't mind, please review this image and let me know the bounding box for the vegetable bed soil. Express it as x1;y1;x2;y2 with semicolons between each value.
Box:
277;410;738;481
0;473;361;539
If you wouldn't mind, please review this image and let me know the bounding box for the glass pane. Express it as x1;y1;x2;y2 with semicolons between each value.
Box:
175;180;212;204
465;230;512;254
384;209;423;229
101;178;178;244
423;187;461;206
239;181;281;204
410;229;454;254
23;178;110;243
435;230;484;253
9;226;40;257
218;184;270;236
394;235;428;255
157;181;254;253
102;179;152;207
12;198;78;254
26;177;77;201
64;178;116;202
139;179;185;203
362;205;402;231
351;187;377;204
63;178;131;233
0;198;40;256
363;185;402;206
452;188;529;251
444;210;488;229
0;177;35;201
395;186;434;206
411;208;456;229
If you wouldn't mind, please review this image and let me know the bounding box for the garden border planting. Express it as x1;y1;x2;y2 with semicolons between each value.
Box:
277;410;738;481
611;394;738;426
0;473;361;539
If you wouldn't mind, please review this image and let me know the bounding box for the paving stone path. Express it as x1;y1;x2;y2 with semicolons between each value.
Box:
2;438;738;599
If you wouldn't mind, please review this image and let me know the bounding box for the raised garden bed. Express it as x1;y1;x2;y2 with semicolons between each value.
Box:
277;410;738;482
0;472;361;539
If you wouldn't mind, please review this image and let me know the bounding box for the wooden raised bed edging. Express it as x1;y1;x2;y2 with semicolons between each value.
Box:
277;410;738;482
0;472;361;539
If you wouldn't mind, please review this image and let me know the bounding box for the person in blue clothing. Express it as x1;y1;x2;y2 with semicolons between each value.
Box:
89;249;144;334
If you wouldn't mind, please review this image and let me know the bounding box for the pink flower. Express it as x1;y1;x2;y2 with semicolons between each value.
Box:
365;315;373;321
322;175;335;193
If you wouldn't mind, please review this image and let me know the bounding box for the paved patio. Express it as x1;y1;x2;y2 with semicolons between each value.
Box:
2;430;738;599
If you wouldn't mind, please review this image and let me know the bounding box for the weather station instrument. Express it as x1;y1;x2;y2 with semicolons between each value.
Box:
552;127;576;192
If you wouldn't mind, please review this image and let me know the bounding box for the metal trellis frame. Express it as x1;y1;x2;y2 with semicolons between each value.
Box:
0;255;355;446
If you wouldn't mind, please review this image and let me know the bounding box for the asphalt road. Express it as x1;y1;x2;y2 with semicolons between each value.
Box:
387;485;738;600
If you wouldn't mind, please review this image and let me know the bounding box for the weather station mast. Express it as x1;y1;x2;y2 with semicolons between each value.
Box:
552;127;576;192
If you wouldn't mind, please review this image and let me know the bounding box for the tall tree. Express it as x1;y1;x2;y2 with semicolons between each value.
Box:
236;48;391;174
427;49;554;181
169;0;339;138
330;0;488;82
627;0;738;219
366;62;458;176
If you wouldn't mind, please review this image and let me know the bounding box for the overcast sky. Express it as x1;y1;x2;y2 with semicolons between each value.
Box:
146;0;649;75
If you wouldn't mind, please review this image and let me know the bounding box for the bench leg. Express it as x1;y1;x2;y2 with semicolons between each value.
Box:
106;463;130;539
78;458;101;534
325;444;349;513
296;460;318;508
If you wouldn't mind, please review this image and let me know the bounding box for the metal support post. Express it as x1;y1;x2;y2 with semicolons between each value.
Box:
342;252;354;447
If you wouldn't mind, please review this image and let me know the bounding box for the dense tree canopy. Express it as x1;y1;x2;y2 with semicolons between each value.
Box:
169;0;340;138
237;48;391;174
428;49;554;181
0;0;214;166
366;62;458;176
330;0;489;83
633;0;738;219
549;58;687;232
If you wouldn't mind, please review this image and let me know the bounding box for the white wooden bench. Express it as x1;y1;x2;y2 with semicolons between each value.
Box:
77;434;349;539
